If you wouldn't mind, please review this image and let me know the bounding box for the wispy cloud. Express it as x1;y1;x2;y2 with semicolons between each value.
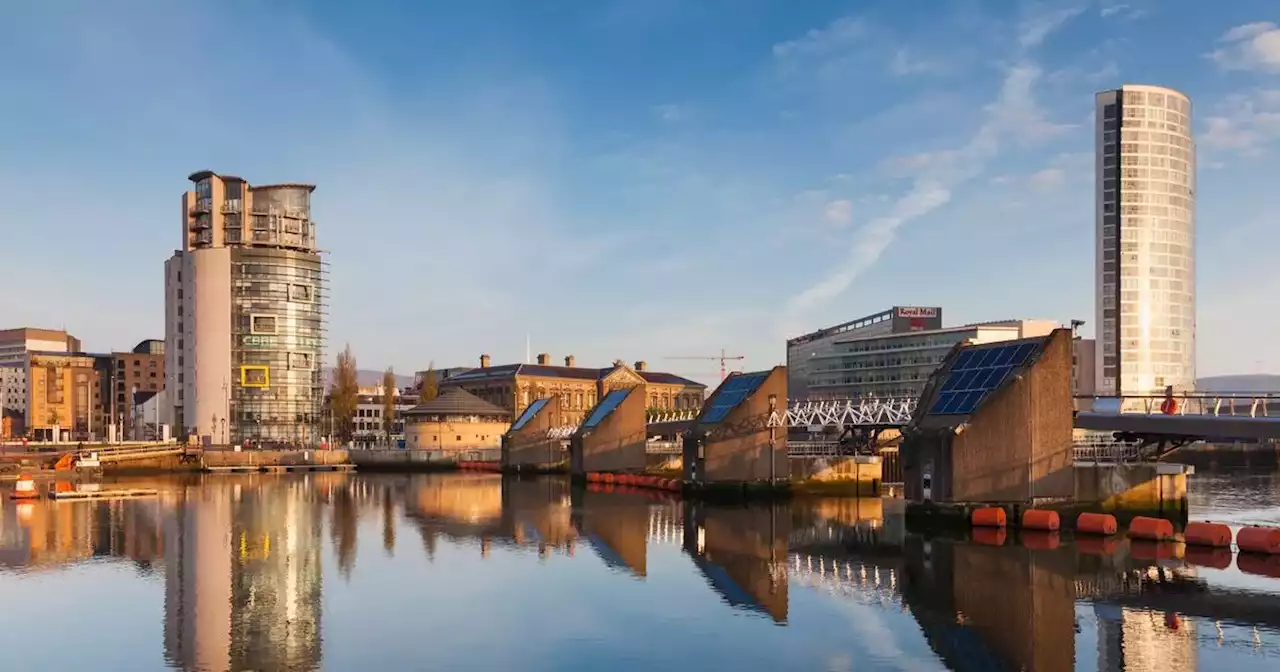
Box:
888;48;946;77
786;51;1069;316
823;199;854;227
1099;3;1147;21
1210;22;1280;72
651;103;690;122
1017;5;1086;48
772;16;867;59
1201;89;1280;154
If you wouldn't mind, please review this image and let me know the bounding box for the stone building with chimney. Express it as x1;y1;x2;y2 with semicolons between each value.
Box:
440;353;707;426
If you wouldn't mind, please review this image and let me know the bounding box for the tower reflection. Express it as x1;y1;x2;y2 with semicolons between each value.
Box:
162;476;324;672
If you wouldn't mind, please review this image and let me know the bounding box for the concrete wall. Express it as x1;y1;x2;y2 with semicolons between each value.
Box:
504;394;565;468
699;367;790;483
790;456;882;484
1074;463;1189;514
573;386;646;474
202;448;349;467
189;247;232;441
950;330;1074;504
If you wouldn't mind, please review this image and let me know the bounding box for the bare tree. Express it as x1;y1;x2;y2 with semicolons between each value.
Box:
331;344;360;444
381;367;397;441
419;362;439;403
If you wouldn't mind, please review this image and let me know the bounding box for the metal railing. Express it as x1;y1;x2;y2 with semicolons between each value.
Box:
1072;437;1145;463
1076;394;1279;418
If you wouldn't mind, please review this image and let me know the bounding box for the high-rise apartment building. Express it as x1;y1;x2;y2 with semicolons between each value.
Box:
165;171;327;445
1094;85;1196;396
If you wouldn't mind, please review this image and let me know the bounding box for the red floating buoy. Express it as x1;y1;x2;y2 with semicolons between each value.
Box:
1128;516;1175;542
1076;512;1118;536
1183;522;1232;548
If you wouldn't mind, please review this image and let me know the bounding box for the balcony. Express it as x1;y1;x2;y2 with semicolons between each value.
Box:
220;200;243;214
189;216;211;231
225;228;242;244
193;230;213;246
190;198;212;215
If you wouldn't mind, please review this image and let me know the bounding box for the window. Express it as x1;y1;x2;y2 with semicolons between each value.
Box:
250;314;277;335
289;284;314;302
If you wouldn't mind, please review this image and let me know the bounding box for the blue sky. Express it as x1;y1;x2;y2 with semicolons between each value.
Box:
1;0;1277;385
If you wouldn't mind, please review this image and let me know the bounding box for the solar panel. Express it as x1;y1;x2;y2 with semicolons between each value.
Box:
928;341;1041;416
511;398;549;431
583;389;630;428
700;372;768;424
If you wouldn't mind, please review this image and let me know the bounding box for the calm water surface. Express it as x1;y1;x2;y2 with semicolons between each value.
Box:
1;470;1279;671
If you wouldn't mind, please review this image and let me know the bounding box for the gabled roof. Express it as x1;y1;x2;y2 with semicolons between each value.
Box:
911;334;1053;430
442;362;704;388
403;388;509;418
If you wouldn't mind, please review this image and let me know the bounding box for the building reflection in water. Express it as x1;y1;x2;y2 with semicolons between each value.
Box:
0;490;164;571
901;535;1077;671
403;474;577;560
162;476;324;672
682;502;789;624
571;487;651;578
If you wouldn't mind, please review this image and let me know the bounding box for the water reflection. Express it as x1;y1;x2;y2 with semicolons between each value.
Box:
162;477;323;672
1;473;1279;670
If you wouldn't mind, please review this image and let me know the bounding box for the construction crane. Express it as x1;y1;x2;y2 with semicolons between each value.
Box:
665;349;746;382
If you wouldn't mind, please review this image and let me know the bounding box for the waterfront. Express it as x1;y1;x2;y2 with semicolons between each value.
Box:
0;471;1278;671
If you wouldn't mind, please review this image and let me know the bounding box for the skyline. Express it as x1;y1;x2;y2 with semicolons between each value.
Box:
2;0;1278;386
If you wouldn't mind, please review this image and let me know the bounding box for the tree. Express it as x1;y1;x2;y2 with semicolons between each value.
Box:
419;362;439;403
330;344;359;444
381;367;397;441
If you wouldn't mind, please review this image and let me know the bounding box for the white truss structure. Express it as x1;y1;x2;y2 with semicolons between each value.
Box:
648;408;700;423
545;426;576;439
768;398;918;429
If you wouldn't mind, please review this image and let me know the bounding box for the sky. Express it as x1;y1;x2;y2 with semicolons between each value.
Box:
1;0;1277;387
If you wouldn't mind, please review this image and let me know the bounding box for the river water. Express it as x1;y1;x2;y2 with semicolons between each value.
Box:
1;471;1278;671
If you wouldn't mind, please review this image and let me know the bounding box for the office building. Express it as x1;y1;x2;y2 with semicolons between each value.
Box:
798;319;1057;401
99;339;167;438
1095;85;1195;396
0;328;81;436
787;307;944;400
165;171;327;445
1073;338;1097;396
26;352;101;441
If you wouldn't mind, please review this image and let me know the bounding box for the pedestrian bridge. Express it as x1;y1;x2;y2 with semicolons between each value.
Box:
573;392;1280;442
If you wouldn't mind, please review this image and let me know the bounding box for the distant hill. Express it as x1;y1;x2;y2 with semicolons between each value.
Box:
1196;375;1280;393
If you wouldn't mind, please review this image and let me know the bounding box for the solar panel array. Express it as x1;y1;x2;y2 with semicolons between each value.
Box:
511;398;549;431
700;372;768;424
928;341;1039;416
583;389;630;428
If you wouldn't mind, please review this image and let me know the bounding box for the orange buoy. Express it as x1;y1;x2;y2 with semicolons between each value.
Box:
1076;512;1118;536
1237;552;1280;579
1184;545;1232;570
1183;522;1232;548
1021;530;1060;550
1237;527;1280;554
9;474;38;500
972;527;1007;546
1128;516;1175;541
1160;397;1178;414
601;473;615;484
971;507;1006;528
1021;509;1060;531
1077;535;1120;556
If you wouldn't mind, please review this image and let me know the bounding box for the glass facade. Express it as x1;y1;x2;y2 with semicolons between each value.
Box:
1096;86;1195;396
229;248;326;445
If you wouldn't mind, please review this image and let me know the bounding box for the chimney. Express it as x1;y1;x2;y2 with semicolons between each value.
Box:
564;355;576;367
634;360;647;371
480;354;490;368
536;353;549;365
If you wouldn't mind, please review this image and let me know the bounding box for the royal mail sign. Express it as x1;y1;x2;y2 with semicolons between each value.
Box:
896;307;939;319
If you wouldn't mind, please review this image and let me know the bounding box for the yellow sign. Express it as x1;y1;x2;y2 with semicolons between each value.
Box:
241;365;270;388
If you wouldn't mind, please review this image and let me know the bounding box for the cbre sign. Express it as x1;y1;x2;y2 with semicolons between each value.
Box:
242;335;278;348
896;306;938;319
